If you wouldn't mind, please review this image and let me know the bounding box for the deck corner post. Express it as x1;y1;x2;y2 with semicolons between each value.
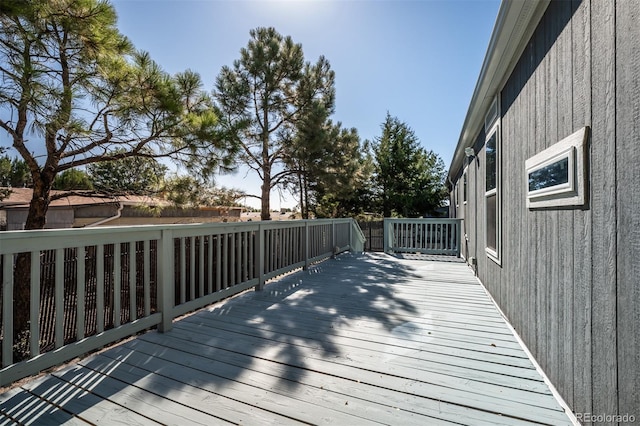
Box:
456;219;462;258
348;219;353;252
157;228;175;332
383;218;392;254
255;223;265;291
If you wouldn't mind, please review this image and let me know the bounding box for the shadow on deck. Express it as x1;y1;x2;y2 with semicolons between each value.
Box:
0;252;572;425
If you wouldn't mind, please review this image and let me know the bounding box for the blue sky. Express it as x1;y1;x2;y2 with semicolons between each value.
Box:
1;0;500;209
110;0;500;209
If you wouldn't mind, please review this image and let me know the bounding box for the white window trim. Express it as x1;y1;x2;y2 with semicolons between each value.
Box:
485;98;501;266
525;127;589;209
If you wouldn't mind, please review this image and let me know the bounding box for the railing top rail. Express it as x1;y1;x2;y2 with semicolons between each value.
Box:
383;218;463;223
0;218;360;254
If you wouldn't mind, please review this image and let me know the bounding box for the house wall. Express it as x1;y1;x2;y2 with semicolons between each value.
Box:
6;207;74;230
452;0;639;421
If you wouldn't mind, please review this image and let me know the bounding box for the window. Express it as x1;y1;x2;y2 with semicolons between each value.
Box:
525;127;588;208
485;97;500;264
463;171;468;204
528;155;570;193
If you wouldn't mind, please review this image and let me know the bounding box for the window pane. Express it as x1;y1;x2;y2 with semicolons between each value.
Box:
486;133;496;191
486;193;496;250
528;157;569;192
463;173;468;202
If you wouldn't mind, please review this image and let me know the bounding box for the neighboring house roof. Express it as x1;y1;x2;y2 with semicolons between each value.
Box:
448;0;551;182
0;188;171;209
1;188;243;229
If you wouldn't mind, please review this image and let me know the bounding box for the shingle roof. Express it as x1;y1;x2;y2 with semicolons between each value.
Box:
0;188;170;209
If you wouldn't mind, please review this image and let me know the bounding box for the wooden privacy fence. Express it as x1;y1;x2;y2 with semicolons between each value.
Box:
357;221;384;252
383;218;462;256
0;219;365;386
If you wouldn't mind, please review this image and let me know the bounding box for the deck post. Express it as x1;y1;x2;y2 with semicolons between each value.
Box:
456;219;462;257
331;221;336;258
2;254;14;368
158;229;175;332
255;223;265;291
303;220;310;270
383;219;392;253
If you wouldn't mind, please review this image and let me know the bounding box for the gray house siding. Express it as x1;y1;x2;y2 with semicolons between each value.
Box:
451;0;639;422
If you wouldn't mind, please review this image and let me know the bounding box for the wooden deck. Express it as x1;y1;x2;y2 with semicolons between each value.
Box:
0;252;572;425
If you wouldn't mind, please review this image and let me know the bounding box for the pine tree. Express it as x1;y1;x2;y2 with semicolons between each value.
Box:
373;113;447;217
215;27;335;220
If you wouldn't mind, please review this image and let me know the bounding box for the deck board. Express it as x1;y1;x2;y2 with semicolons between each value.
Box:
0;252;573;425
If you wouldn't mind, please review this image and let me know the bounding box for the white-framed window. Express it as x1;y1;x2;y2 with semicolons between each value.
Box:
525;127;589;209
485;97;501;264
463;169;468;204
455;183;459;209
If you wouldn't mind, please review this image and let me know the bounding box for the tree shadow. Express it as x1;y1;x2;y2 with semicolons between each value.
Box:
0;252;441;424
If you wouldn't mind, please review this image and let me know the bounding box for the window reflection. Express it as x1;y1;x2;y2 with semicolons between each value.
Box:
528;157;569;192
486;134;496;191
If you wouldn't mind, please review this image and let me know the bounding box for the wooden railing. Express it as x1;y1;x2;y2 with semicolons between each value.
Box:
383;218;462;256
0;219;365;386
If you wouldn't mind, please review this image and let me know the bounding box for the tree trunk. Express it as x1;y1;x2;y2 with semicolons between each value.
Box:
297;170;307;219
303;174;310;219
260;170;271;221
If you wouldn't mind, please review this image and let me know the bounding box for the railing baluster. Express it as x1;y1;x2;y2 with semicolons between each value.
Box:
242;232;246;280
96;245;104;334
222;234;229;289
241;232;247;282
77;247;85;340
230;232;236;286
143;240;150;317
189;236;195;300
30;250;40;356
55;248;64;348
199;236;205;297
215;234;221;292
129;243;136;322
2;253;13;368
248;231;254;280
265;229;271;273
114;243;121;328
256;224;265;290
179;238;186;304
207;235;213;294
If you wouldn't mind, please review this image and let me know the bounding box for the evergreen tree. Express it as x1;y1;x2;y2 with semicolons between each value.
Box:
52;168;93;190
87;153;167;194
215;27;335;220
308;125;363;218
0;155;32;187
373;113;447;217
164;175;245;208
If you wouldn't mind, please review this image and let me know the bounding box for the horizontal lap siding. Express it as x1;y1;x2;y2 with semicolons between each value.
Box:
451;0;640;420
